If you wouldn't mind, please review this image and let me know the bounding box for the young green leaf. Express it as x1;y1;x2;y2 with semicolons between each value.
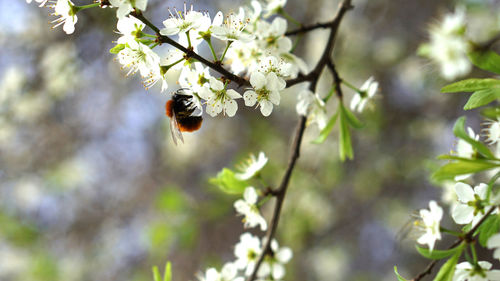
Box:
110;44;125;54
164;262;172;281
312;111;339;144
481;106;500;119
433;244;464;281
416;245;460;260
338;104;353;161
209;168;248;194
152;266;161;281
469;50;500;75
463;88;500;110
476;214;500;247
453;116;494;159
432;159;500;181
340;103;364;129
441;78;500;93
394;266;409;281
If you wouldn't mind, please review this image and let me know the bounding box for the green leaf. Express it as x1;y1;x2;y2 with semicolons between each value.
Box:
394;266;409;281
469;50;500;75
476;214;500;247
341;103;364;129
432;159;500;181
338;103;353;161
416;245;460;260
209;168;248;194
453;116;494;159
441;78;500;93
433;244;464;281
152;266;161;281
464;88;500;110
481;106;500;119
109;44;125;54
164;262;172;281
312;111;339;144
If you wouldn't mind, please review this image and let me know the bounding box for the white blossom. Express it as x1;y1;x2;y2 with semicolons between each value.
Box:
255;17;292;54
211;10;255;42
116;15;145;42
178;64;212;93
296;89;328;130
235;152;268;180
253;56;292;79
456;127;479;159
258;239;293;280
415;200;443;251
262;0;287;18
234;187;267;231
234;233;262;276
425;7;471;80
199;77;241;117
487;233;500;260
26;0;48;7
452;182;497;225
482;119;500;145
350;77;379;113
198;263;243;281
109;0;148;19
453;261;500;281
51;0;78;34
117;40;160;78
244;72;285;116
160;4;206;36
224;41;260;74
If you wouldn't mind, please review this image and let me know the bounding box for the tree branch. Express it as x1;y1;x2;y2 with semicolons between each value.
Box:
411;206;497;281
285;20;333;36
130;11;250;87
245;1;353;280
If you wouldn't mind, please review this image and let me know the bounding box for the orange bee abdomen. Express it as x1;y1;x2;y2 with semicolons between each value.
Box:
165;100;174;118
178;117;203;132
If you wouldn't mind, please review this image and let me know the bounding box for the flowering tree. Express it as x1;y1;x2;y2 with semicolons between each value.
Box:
13;0;500;280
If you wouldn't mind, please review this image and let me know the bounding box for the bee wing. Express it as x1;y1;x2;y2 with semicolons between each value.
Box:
170;113;184;145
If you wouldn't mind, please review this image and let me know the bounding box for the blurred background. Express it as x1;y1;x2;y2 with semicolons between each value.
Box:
1;0;500;280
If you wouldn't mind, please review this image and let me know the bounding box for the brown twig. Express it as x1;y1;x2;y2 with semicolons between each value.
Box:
285;21;333;36
130;11;250;87
326;59;343;99
410;206;497;281
245;1;353;280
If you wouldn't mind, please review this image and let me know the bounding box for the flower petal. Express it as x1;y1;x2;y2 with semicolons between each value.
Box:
454;182;475;203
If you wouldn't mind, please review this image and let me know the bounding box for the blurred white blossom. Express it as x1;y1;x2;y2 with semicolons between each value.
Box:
453;261;500;281
234;187;267;231
234;233;262;276
422;7;471;80
109;0;148;19
235;152;268;180
350;77;379;113
415;200;443;251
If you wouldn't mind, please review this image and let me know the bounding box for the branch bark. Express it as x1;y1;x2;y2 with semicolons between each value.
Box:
245;1;353;280
285;21;333;36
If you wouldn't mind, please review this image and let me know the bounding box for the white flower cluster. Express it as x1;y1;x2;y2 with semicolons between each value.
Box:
29;0;309;118
112;0;306;117
199;233;292;281
199;152;292;281
421;6;471;80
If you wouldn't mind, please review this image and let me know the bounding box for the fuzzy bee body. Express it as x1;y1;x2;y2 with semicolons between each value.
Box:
165;90;203;145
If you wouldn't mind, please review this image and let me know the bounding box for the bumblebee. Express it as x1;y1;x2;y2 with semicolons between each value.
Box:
165;89;203;145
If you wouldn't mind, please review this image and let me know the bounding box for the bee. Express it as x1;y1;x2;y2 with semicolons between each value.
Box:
165;89;203;145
